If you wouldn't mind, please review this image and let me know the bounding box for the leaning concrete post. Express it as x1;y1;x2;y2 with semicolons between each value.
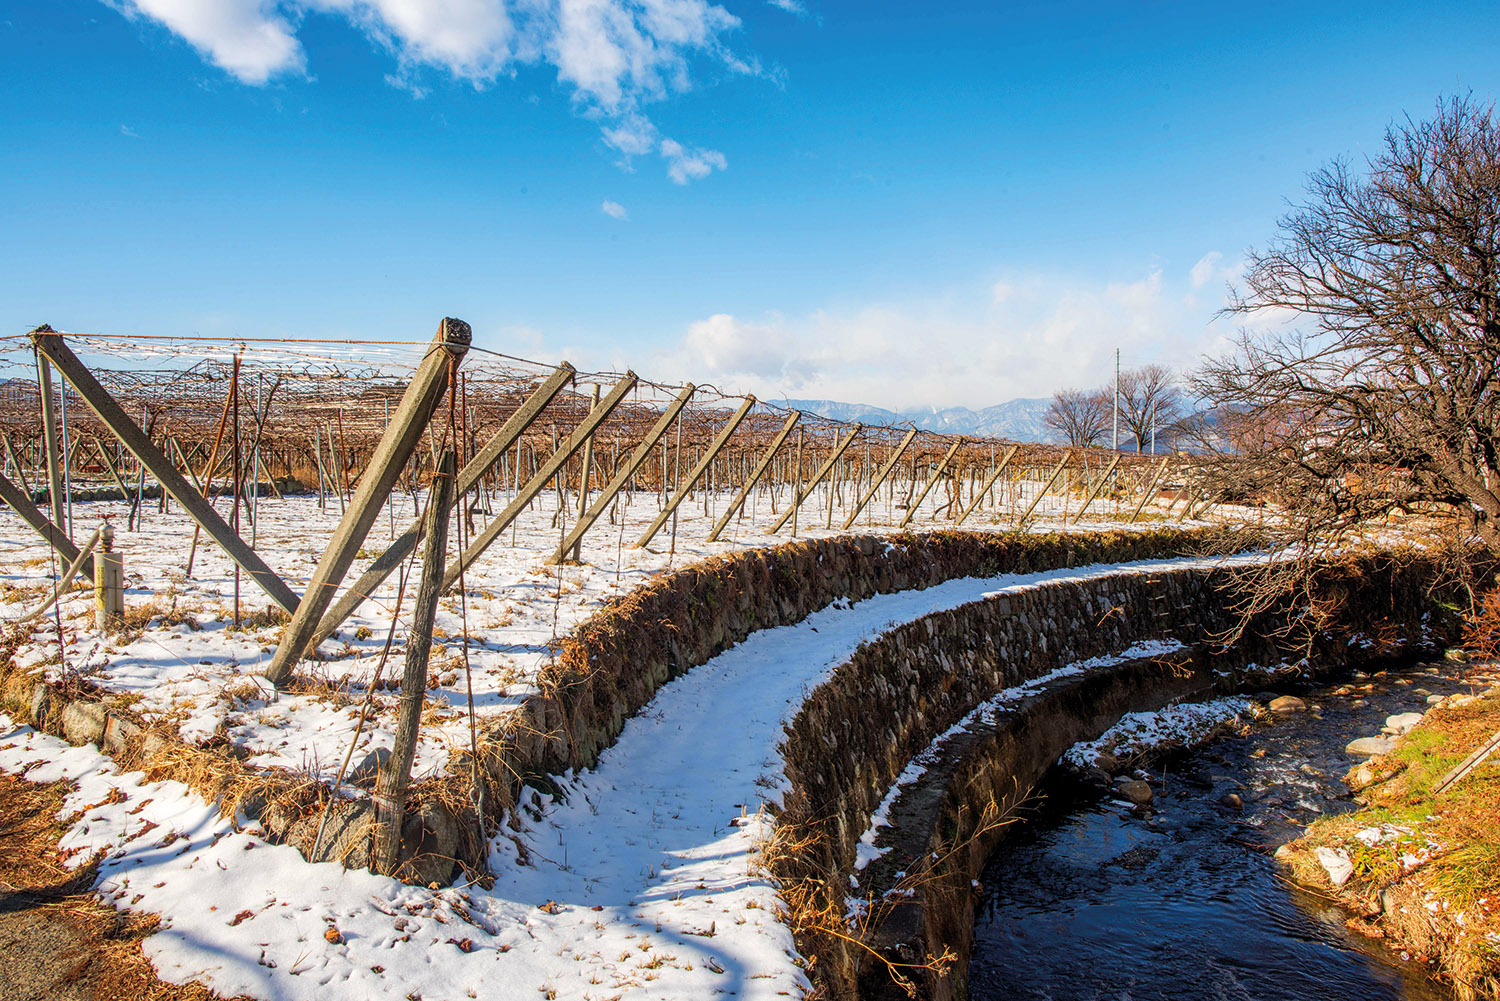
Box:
373;449;454;877
94;523;123;633
265;318;470;687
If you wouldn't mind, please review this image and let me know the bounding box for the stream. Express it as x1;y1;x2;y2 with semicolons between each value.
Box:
967;660;1477;1001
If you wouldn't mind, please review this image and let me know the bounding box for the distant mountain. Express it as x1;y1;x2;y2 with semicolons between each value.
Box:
778;397;1060;444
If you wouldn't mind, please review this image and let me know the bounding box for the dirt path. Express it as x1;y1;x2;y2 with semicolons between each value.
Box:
0;770;222;1001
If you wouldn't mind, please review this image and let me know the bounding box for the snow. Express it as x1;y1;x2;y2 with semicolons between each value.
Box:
852;638;1189;872
0;549;1250;1000
0;488;1221;787
1062;695;1255;769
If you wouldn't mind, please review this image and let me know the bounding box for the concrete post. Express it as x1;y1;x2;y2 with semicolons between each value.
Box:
94;523;123;633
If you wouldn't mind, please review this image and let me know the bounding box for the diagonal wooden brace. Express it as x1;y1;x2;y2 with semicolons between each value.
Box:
307;363;577;649
954;444;1019;526
634;396;756;549
840;428;918;530
897;437;964;529
264;318;472;685
443;373;638;592
31;328;298;613
707;410;800;543
768;424;863;535
1129;457;1172;523
549;383;696;563
1016;452;1072;525
0;468;95;581
1071;452;1121;524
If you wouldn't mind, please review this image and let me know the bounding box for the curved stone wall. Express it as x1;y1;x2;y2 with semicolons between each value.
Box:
768;553;1455;1001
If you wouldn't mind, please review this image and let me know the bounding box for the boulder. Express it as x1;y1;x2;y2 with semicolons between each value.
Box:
1383;712;1424;735
1269;695;1308;712
1117;779;1154;806
60;701;107;746
1345;736;1397;758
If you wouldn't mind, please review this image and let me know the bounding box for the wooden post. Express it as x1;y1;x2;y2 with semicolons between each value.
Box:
954;445;1020;527
265;318;471;686
0;468;95;579
897;437;964;529
568;384;601;562
548;383;695;563
1016;453;1071;525
33;341;66;532
311;364;577;639
840;428;918;530
768;425;863;534
1071;452;1122;524
634;396;756;549
94;522;123;633
31;328;297;612
373;449;454;877
706;410;800;543
1128;457;1171;523
791;430;803;537
442;374;638;592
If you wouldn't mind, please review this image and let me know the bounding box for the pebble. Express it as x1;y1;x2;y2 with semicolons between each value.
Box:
1218;791;1243;810
1427;694;1445;705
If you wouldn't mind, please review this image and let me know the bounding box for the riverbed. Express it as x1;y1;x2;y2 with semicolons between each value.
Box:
968;661;1478;1001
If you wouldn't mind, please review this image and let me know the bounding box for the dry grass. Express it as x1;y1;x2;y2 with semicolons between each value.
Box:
0;770;242;1001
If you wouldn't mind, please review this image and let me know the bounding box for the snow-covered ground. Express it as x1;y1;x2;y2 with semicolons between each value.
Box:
1;483;1213;783
0;551;1248;1001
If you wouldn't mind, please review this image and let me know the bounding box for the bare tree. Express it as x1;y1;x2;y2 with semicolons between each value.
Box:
1118;364;1181;452
1193;96;1500;627
1044;388;1111;447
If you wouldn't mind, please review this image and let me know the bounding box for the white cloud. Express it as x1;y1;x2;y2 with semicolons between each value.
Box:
601;199;628;220
108;0;305;84
766;0;806;13
657;268;1239;410
661;138;727;184
105;0;749;183
120;123;141;137
1190;250;1222;288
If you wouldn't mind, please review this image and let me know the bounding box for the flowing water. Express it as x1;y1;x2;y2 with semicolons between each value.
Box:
968;662;1480;1001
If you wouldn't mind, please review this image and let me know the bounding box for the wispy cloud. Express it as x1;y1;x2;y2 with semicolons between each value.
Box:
104;0;751;183
766;0;807;14
660;138;727;184
120;123;141;138
601;199;628;220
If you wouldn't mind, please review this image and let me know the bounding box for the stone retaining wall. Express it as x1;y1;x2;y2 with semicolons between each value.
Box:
767;552;1455;1000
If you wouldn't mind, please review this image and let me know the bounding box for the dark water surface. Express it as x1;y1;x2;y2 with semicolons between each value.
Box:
968;663;1475;1001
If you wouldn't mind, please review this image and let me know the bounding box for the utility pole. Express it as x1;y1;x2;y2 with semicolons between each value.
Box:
1112;348;1119;452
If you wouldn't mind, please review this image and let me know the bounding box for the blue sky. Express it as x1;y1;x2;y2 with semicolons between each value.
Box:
3;1;1498;409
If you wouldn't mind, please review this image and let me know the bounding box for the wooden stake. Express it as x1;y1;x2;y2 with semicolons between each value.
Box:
706;410;799;543
897;437;964;529
1071;453;1122;524
548;383;695;563
634;396;756;549
954;445;1019;527
373;449;454;876
1016;453;1071;525
769;425;863;535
